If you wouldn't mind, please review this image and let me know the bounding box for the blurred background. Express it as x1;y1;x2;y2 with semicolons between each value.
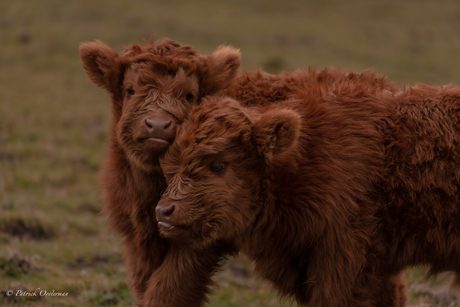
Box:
1;0;460;306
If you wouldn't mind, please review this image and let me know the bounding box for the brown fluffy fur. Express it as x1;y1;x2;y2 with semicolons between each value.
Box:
159;83;460;306
79;37;416;306
79;38;241;305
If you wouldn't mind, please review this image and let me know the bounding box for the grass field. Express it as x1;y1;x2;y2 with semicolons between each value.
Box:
2;0;460;306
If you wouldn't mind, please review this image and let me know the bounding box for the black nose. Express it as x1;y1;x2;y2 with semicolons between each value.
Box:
144;118;175;141
156;201;175;221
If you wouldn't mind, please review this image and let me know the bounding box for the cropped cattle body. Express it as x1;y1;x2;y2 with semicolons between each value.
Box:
159;85;460;306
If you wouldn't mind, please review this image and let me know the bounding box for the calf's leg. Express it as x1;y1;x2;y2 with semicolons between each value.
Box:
141;242;233;307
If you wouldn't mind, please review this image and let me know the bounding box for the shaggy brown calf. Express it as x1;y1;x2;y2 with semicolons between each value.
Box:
80;37;402;306
79;38;241;304
158;85;460;306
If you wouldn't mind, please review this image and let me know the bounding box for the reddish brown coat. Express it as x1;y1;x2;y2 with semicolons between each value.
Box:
159;83;460;306
79;38;241;304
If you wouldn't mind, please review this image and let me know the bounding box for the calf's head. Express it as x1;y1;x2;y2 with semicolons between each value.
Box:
157;98;301;247
79;38;241;170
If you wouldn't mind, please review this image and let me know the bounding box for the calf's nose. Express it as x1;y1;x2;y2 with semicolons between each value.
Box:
156;201;175;222
144;118;175;141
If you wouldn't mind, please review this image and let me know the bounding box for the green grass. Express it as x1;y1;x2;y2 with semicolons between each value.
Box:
2;0;460;306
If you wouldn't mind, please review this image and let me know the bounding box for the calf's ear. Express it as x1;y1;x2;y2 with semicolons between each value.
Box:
199;46;241;96
79;41;119;91
252;109;301;159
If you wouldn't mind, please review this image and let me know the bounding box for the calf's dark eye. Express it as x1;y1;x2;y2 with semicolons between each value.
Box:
210;163;225;174
185;93;195;102
127;88;135;96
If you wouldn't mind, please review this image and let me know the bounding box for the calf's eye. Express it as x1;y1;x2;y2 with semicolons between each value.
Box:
210;163;225;174
127;88;135;96
185;93;195;102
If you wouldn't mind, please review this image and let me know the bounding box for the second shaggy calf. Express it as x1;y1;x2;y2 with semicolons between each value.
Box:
158;84;460;307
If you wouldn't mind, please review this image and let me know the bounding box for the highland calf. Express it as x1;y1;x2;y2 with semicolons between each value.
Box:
80;37;403;306
158;85;460;306
79;38;241;305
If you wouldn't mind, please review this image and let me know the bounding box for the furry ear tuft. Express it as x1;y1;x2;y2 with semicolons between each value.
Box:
199;46;241;96
79;40;119;90
253;109;301;159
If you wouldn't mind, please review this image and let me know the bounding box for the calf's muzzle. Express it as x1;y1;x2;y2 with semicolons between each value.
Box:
144;117;175;142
